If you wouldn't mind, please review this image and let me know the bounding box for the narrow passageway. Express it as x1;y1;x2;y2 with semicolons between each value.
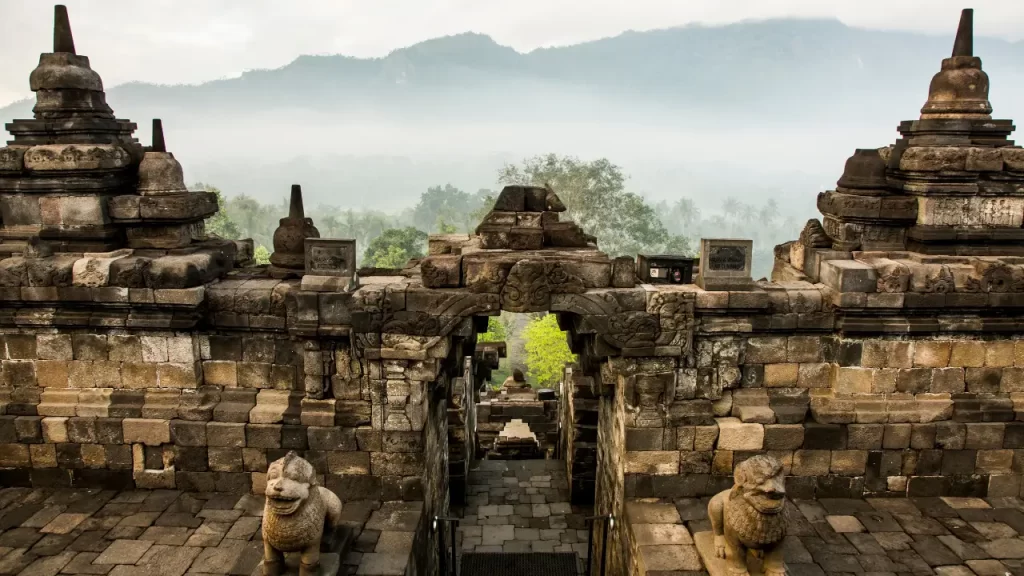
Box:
454;459;590;573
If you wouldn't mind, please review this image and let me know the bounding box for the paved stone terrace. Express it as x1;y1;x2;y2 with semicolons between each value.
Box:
632;494;1024;576
455;459;590;567
0;487;418;576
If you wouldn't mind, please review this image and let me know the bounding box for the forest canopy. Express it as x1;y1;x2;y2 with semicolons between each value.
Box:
200;153;796;278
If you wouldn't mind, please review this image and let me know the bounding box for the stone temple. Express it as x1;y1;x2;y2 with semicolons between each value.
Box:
2;5;1024;576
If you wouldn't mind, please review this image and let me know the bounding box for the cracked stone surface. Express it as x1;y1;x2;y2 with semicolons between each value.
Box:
455;460;589;571
645;493;1024;576
0;487;398;576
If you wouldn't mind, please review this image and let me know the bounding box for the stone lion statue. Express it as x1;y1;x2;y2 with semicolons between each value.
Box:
707;454;787;576
262;451;343;576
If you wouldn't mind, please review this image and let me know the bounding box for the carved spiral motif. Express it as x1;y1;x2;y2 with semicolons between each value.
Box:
981;264;1014;293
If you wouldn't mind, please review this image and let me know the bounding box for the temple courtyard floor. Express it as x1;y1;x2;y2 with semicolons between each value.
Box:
3;462;1024;575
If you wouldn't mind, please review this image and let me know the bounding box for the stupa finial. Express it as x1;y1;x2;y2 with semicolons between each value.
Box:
53;5;76;54
151;119;166;153
289;184;305;219
952;8;973;57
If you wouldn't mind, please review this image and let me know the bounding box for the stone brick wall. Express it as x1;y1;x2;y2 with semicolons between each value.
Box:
594;361;627;575
423;376;450;576
447;357;475;506
619;329;1024;501
0;327;429;503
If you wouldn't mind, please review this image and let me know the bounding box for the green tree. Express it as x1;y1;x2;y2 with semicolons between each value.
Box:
498;154;680;257
194;184;241;240
413;184;476;233
478;316;508;343
363;227;428;268
522;313;576;388
254;245;271;265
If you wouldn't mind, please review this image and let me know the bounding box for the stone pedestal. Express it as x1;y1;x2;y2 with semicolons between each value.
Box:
694;531;781;576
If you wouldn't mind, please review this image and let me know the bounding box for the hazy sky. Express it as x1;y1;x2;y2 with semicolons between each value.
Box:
0;0;1022;107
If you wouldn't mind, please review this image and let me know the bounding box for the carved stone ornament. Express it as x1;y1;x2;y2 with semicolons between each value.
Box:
923;265;955;293
697;454;787;576
262;452;344;576
500;260;551;313
876;262;911;293
798;219;831;248
269;185;321;279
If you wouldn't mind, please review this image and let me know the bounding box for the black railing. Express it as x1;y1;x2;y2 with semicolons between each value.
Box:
584;514;613;576
434;515;460;576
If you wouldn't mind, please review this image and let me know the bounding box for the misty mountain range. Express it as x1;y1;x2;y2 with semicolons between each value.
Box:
2;18;1023;215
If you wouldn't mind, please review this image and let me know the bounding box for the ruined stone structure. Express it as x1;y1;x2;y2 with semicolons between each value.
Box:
4;6;1024;576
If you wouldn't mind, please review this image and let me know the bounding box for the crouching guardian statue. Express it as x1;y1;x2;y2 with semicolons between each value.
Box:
700;454;788;576
262;451;344;576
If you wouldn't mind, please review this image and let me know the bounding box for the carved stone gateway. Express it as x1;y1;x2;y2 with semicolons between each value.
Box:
9;6;1024;576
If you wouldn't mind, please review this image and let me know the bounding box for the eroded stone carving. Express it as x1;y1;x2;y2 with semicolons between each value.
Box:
704;454;787;576
501;260;550;312
923;265;955;293
876;261;911;293
262;452;343;576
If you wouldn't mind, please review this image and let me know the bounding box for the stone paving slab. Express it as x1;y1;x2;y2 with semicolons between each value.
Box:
631;493;1024;576
0;487;411;576
455;459;589;572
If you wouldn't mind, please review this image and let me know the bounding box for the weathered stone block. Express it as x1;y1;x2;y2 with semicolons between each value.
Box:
987;342;1016;368
41;416;68;443
123;418;170;446
35;361;70;389
715;417;763;450
369;452;423;476
834;367;872;394
820;260;877;293
909;341;950;368
327;451;370;475
207;422;245;448
883;423;912;449
848;423;883;449
201;360;237;387
965;422;1005;449
625;451;679;475
763;364;798;387
121;362;158;389
796;363;831;389
245;423;281;448
158;363;199;389
763;424;803;450
830;450;867;474
792;450;830;475
744;337;787;363
950;341;986;368
932;367;966;393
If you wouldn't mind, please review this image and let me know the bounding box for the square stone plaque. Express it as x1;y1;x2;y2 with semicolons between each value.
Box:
697;238;753;290
304;239;356;277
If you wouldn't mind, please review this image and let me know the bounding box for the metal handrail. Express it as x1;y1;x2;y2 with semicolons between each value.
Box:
584;514;614;576
434;515;461;576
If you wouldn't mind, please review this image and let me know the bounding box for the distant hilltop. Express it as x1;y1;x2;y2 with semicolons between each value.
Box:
2;18;1023;122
